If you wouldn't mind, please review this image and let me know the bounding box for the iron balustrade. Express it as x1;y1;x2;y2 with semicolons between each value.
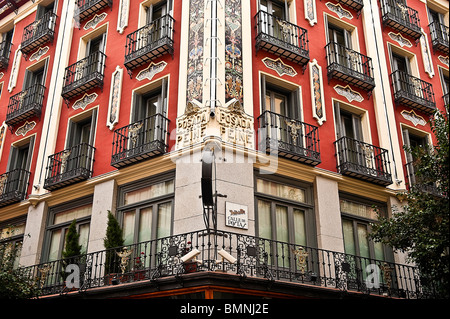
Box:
325;41;375;92
44;143;95;191
0;40;11;70
335;0;364;13
20;11;57;56
391;70;436;114
124;14;175;72
334;136;392;186
380;0;421;40
428;21;449;54
255;10;309;67
76;0;113;22
16;228;443;298
258;110;321;166
111;114;170;168
61;51;106;100
404;161;442;197
0;169;31;207
5;84;46;127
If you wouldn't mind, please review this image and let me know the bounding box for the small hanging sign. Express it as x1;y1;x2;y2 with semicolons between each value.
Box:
225;202;248;230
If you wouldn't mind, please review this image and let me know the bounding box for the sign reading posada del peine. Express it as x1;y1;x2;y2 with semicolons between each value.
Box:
216;100;254;149
176;102;210;148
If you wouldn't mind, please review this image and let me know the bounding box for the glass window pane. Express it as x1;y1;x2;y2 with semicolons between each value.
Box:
0;224;25;239
293;209;306;246
123;211;136;246
53;205;92;225
357;224;370;259
257;200;272;240
275;205;288;267
256;179;305;203
48;229;62;261
138;207;153;243
374;241;385;261
157;202;172;239
124;180;174;205
340;199;378;220
78;224;90;254
342;219;356;255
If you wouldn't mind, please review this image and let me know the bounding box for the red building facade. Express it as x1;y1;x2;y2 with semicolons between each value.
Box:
0;0;448;299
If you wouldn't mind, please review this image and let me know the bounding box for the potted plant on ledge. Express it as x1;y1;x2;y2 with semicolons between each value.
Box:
103;211;124;285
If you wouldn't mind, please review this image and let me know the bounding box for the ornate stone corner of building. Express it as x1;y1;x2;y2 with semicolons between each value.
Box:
72;93;98;111
107;66;124;130
262;57;297;77
304;0;317;26
334;85;364;103
83;12;107;30
325;2;353;20
15;121;36;137
117;0;130;34
309;59;326;126
29;46;50;62
136;61;168;81
401;110;426;127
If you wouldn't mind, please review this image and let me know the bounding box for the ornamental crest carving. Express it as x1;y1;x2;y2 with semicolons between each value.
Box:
309;59;326;126
136;61;167;81
401;110;426;126
325;2;353;20
304;0;317;26
262;57;297;77
84;13;107;30
72;93;98;110
388;32;412;48
15;121;36;137
438;56;449;67
117;0;130;34
334;85;364;103
107;66;123;130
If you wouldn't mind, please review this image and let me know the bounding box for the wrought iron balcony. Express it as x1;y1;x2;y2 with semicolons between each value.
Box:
258;111;321;166
325;42;375;93
18;228;443;298
429;21;449;55
44;143;95;191
255;10;309;67
124;14;175;75
0;40;11;70
405;161;442;197
391;70;436;114
76;0;112;22
61;51;106;101
5;84;46;127
334;136;393;186
335;0;364;14
111;114;170;168
380;0;421;40
20;11;57;58
0;169;31;207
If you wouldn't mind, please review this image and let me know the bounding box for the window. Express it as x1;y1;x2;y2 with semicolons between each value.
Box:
439;68;449;106
340;194;393;263
43;198;92;262
402;128;431;188
0;218;26;269
334;102;363;141
261;75;301;118
0;28;13;61
7;137;35;174
117;175;175;246
255;176;315;266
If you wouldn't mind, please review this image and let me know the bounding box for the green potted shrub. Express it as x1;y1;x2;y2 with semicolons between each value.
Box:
103;211;124;285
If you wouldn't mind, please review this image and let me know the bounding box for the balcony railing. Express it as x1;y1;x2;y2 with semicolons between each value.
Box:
5;84;46;127
17;228;443;298
335;0;364;14
325;42;375;92
76;0;112;22
391;70;436;114
380;0;421;40
258;111;321;166
429;21;449;55
124;14;175;74
111;114;170;168
405;161;442;197
44;143;95;191
0;40;11;70
61;51;106;101
0;169;31;207
255;10;309;67
334;136;393;186
20;11;57;57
